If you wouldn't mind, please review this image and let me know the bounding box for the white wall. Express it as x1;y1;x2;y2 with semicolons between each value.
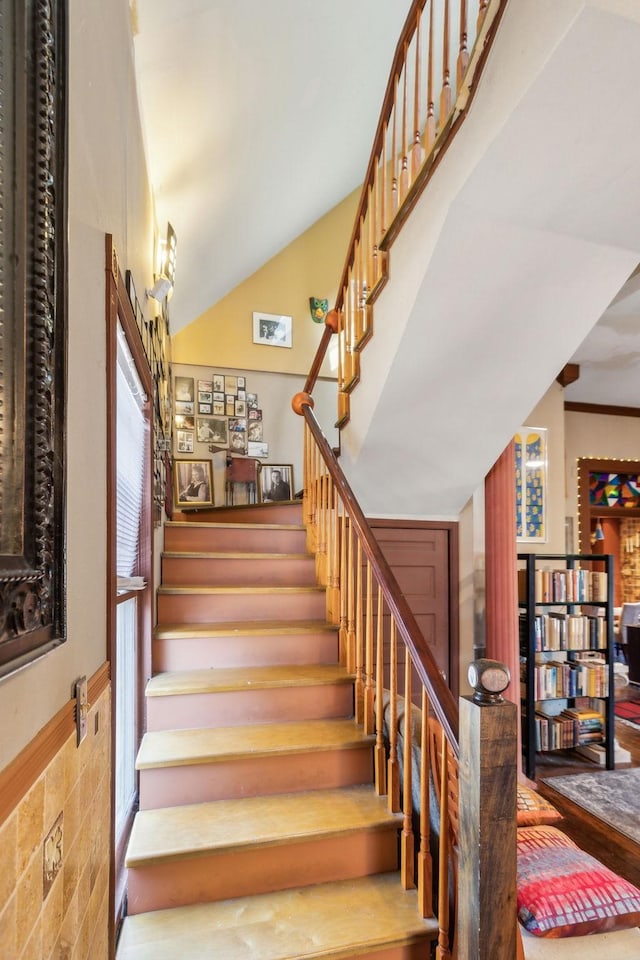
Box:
0;0;155;768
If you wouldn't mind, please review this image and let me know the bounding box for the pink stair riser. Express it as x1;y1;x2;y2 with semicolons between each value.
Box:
164;525;307;554
145;683;354;731
157;590;326;624
152;629;339;672
126;828;400;914
138;747;374;809
161;555;316;587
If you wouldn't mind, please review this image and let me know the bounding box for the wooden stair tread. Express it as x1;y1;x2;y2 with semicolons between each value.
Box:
136;719;373;769
157;585;324;595
153;620;337;639
116;873;437;960
146;665;352;697
126;786;401;866
162;551;312;560
166;520;305;531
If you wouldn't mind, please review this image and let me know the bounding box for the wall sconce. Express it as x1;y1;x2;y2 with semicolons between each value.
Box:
591;518;605;545
147;222;177;302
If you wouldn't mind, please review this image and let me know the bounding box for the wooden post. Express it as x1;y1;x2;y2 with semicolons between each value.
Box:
457;659;517;960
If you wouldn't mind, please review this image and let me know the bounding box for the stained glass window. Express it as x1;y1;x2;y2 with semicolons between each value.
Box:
515;427;547;541
589;472;640;509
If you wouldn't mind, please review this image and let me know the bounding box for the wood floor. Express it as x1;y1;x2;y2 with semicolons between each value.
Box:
535;684;640;887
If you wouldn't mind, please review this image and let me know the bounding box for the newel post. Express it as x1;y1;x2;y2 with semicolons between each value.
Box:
457;659;518;960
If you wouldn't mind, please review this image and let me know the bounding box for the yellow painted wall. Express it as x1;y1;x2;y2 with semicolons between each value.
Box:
172;190;359;376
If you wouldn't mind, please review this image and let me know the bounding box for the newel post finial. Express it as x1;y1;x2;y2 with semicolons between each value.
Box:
291;392;314;416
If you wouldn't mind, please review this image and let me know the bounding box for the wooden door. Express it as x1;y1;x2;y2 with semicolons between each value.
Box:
369;519;459;696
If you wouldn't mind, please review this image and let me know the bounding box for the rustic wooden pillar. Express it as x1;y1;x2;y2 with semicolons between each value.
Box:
484;441;520;709
457;660;518;960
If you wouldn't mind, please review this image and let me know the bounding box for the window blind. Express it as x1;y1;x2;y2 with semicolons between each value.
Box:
116;322;147;579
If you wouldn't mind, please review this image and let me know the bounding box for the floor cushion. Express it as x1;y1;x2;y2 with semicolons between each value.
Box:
517;784;563;827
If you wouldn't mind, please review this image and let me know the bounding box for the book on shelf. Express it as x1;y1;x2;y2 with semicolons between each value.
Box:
518;565;608;604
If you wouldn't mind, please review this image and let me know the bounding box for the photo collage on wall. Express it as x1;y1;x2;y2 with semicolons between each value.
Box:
174;374;268;459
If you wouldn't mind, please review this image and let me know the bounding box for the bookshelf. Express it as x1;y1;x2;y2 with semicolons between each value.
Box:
518;552;615;780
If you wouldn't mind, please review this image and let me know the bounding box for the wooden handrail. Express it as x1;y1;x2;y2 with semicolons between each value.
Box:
301;0;508;427
296;395;459;749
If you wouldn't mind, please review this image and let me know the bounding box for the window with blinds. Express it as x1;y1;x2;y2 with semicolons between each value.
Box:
116;322;147;580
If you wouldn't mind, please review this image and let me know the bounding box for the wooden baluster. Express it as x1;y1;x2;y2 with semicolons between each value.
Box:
327;477;340;624
399;50;409;203
411;10;423;179
346;514;356;673
315;464;327;586
374;588;387;795
364;559;375;734
391;90;399;216
417;687;433;917
457;0;469;89
401;646;415;889
337;292;346;393
302;422;311;529
387;618;400;813
306;433;317;554
380;124;388;237
439;0;452;129
355;539;364;723
477;0;489;31
371;173;379;289
353;236;361;344
436;727;451;960
425;0;436;152
339;505;348;665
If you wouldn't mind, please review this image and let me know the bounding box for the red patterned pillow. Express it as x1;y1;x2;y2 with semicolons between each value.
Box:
517;785;562;827
517;825;640;938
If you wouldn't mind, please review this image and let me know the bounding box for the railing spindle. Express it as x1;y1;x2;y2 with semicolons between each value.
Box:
401;646;415;889
458;0;469;87
374;587;387;795
328;476;340;624
339;503;348;665
437;726;451;960
440;0;452;129
387;618;400;813
411;10;423;178
417;686;433;917
399;51;409;202
346;514;356;673
364;559;375;735
355;539;364;722
390;91;399;216
425;0;436;151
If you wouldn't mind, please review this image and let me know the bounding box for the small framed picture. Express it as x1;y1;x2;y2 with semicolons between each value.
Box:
213;391;224;402
198;402;212;415
198;390;213;405
175;376;194;402
252;311;292;348
248;408;262;421
247;393;258;409
213;374;225;393
237;389;246;401
213;400;225;416
198;379;213;393
174;459;214;507
229;417;246;433
237;376;246;389
176;430;194;453
175;400;194;416
248;440;269;458
224;375;238;395
225;401;235;417
247;420;263;442
197;417;229;446
259;464;294;502
175;415;194;430
235;400;247;417
229;431;247;455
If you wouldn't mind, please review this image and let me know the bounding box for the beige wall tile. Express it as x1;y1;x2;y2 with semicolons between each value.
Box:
51;934;73;960
18;914;42;960
45;744;67;829
0;812;17;911
17;778;45;876
15;854;43;955
0;895;17;960
42;873;65;957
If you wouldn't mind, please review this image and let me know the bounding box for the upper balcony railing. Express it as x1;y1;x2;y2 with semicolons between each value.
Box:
312;0;507;425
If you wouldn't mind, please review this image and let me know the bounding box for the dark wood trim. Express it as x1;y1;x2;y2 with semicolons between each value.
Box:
302;404;459;748
565;401;640;418
0;662;110;827
366;518;460;697
556;363;580;387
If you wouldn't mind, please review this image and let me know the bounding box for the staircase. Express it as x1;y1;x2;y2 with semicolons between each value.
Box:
116;502;438;960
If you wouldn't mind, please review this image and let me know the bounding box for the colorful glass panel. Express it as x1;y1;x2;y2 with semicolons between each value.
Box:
589;472;640;509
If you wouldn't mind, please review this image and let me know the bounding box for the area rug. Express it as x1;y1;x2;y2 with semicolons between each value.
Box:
542;768;640;846
615;698;640;727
